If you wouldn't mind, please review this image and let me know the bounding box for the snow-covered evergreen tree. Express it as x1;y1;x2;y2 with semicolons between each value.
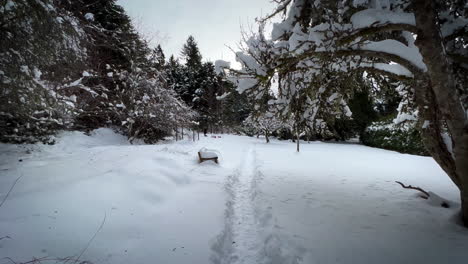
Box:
228;0;468;226
181;35;203;70
169;36;233;133
0;0;195;144
0;0;87;143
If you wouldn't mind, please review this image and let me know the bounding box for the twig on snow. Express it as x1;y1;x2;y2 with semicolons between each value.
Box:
0;174;23;209
395;181;430;199
1;256;84;264
1;257;18;264
74;212;107;264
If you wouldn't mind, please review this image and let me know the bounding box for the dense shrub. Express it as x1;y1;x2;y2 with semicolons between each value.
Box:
361;121;429;156
0;0;195;144
0;0;87;143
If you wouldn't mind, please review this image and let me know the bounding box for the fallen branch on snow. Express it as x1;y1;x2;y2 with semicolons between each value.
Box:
1;255;89;264
395;181;430;199
1;213;105;264
74;212;107;264
0;175;23;208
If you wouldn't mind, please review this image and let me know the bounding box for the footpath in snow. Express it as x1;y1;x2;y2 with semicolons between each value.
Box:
211;147;264;264
1;129;468;264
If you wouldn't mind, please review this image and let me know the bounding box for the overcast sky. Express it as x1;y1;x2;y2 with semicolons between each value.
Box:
117;0;275;66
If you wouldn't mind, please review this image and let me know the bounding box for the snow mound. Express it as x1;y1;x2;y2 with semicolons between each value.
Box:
50;128;130;151
0;133;235;263
427;191;455;208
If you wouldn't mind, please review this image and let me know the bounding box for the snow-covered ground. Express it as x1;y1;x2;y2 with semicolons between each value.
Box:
1;129;467;264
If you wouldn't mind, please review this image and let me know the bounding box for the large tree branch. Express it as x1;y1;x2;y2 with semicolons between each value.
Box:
338;23;419;46
358;66;413;82
278;48;423;77
337;49;422;75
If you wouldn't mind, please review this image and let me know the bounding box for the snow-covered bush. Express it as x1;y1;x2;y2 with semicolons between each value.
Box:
362;120;428;156
117;68;196;143
361;82;427;155
0;0;87;143
0;0;196;144
243;111;282;142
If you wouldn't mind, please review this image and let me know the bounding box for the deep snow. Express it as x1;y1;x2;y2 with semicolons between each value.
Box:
0;129;467;264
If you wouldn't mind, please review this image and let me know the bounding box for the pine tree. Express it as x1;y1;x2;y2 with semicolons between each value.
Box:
0;0;87;143
180;35;202;69
149;45;166;71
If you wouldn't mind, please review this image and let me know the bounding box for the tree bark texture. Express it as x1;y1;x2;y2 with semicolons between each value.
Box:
413;0;468;225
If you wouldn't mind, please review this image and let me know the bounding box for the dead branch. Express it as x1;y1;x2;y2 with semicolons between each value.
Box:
1;257;17;264
1;256;82;264
74;212;107;264
395;181;430;199
0;175;23;208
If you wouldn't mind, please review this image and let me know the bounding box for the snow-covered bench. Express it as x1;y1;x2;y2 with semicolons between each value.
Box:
198;148;219;164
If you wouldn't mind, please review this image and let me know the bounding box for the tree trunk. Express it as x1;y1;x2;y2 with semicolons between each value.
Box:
463;189;468;226
416;83;459;187
265;130;270;143
296;128;300;152
413;0;468;226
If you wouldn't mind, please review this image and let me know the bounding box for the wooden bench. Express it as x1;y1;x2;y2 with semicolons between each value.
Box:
198;150;218;164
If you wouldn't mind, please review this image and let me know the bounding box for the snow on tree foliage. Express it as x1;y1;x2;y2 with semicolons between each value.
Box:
226;23;355;140
244;110;282;143
225;0;468;225
114;63;196;143
169;35;248;133
0;0;195;144
0;0;87;143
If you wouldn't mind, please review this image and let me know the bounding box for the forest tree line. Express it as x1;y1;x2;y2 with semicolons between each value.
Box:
0;0;250;144
1;0;428;156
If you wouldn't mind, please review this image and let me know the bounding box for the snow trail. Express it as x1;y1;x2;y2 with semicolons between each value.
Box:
230;147;261;264
211;146;263;264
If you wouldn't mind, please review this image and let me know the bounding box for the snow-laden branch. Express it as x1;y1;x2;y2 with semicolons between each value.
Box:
352;39;427;72
338;23;418;46
350;9;415;29
278;48;423;78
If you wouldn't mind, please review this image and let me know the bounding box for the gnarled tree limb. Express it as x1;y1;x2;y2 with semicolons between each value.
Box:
395;181;430;199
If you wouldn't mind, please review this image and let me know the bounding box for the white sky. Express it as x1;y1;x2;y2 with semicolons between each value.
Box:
117;0;276;67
